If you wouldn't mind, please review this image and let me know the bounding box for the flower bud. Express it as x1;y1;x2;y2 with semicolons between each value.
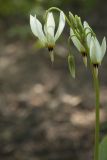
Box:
68;54;76;78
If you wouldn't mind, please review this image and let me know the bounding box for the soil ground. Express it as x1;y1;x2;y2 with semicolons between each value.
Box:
0;32;107;160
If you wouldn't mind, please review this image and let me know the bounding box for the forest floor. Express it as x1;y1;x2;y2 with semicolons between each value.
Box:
0;36;107;160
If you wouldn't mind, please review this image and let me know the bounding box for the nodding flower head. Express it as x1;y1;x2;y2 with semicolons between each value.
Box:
90;36;106;65
30;11;65;51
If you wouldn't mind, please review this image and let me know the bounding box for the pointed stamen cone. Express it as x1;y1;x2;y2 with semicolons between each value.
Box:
82;56;87;67
93;64;99;77
48;46;54;64
81;52;87;67
49;50;54;64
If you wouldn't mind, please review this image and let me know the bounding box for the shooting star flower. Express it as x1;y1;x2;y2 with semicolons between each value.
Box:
90;37;106;65
30;11;65;62
90;36;106;76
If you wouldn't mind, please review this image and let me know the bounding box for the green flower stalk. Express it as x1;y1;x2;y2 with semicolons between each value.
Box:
93;72;100;160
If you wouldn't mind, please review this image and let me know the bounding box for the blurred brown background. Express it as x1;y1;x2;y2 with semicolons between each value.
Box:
0;0;107;160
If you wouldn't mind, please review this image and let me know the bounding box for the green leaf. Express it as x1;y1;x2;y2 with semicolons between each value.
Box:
99;136;107;160
68;54;75;78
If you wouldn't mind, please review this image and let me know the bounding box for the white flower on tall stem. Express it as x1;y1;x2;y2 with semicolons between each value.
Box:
90;37;106;65
30;11;65;62
90;36;106;76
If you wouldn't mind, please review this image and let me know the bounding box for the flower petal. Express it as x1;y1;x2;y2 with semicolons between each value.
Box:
101;37;106;59
46;12;55;37
70;29;85;52
95;37;102;60
90;37;101;63
84;21;88;28
94;38;101;52
44;23;55;46
84;21;92;48
55;11;65;41
83;21;90;33
30;14;46;44
87;33;92;48
90;38;97;63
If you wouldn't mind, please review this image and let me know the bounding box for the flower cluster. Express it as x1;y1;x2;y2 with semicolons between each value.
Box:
69;13;106;68
30;9;106;76
29;9;106;160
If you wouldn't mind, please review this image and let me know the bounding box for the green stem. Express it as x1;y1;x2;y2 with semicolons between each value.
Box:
93;70;100;160
87;47;100;160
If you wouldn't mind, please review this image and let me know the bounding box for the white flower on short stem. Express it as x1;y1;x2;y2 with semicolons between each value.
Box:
30;11;65;62
90;36;106;65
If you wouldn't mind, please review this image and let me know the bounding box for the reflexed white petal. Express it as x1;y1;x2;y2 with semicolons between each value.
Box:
84;21;90;30
70;29;85;52
55;11;65;41
101;37;106;59
95;37;102;61
46;12;55;37
90;38;97;63
84;21;92;48
87;33;92;48
30;15;38;36
83;21;91;35
84;21;88;28
44;24;47;35
90;37;101;63
44;24;55;46
30;15;46;44
95;38;101;50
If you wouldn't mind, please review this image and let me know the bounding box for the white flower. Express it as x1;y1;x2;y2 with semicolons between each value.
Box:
30;11;65;50
70;28;86;53
90;37;106;64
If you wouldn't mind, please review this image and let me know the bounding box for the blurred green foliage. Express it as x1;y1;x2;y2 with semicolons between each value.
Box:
0;0;96;39
0;0;34;17
0;0;96;18
99;136;107;160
